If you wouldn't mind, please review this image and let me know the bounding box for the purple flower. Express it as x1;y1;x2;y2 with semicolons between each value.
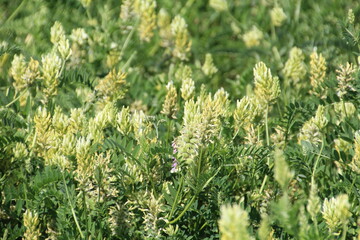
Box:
172;141;178;154
170;157;179;173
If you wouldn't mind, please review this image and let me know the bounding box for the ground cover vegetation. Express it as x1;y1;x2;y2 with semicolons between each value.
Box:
0;0;360;239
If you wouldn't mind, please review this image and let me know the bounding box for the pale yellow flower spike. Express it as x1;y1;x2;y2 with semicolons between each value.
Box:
309;51;327;98
23;210;41;240
202;53;218;76
243;26;263;48
270;7;287;27
283;47;306;85
253;61;281;107
171;15;192;60
322;194;351;235
218;204;252;240
161;81;178;119
138;0;157;42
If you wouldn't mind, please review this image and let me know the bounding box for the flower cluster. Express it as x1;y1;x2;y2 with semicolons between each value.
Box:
218;204;251;240
270;7;287;27
283;47;306;85
298;105;328;147
309;51;327;98
243;26;263;48
171;16;192;60
322;194;351;235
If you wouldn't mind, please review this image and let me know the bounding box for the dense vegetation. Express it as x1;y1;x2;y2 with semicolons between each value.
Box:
0;0;360;239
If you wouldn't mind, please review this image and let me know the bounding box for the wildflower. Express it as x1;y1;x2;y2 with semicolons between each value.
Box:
180;73;195;101
258;214;274;240
309;51;327;98
336;62;356;99
307;182;321;222
271;128;286;148
75;137;92;184
68;108;86;134
57;38;72;60
299;206;311;239
138;0;157;42
202;53;218;76
209;0;228;12
60;133;76;156
270;7;287;27
34;107;52;136
233;96;257;132
333;101;356;123
158;8;172;47
283;47;306;84
13;142;28;159
10;54;27;91
177;100;202;164
243;26;263;48
322;194;351;235
161;81;178;119
51;154;72;170
298;105;328;146
139;192;165;238
334;138;352;155
31;107;58;160
349;131;360;173
41;52;62;97
170;157;179;173
253;61;281;106
218;204;251;240
213;88;230;117
348;9;355;24
171;15;192;60
198;94;224;142
274;148;294;189
88;118;104;143
172;141;178;154
50;21;65;45
92;152;118;201
95;69;127;102
132;110;151;141
116;106;132;135
70;28;88;45
120;0;135;21
177;91;226;164
52;106;69;134
23;210;41;240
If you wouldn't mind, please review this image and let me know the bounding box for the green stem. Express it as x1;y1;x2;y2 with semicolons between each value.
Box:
58;59;67;79
295;0;302;23
168;176;184;220
260;105;270;193
120;23;137;58
311;139;324;183
265;105;270;147
313;217;319;238
180;0;196;15
61;171;84;239
6;90;27;107
271;23;276;41
166;118;172;145
4;0;28;24
168;195;196;225
341;223;347;240
227;11;242;27
342;100;348;118
259;175;268;194
121;51;137;71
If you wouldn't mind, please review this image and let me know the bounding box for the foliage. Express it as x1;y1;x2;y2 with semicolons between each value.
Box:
0;0;360;239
